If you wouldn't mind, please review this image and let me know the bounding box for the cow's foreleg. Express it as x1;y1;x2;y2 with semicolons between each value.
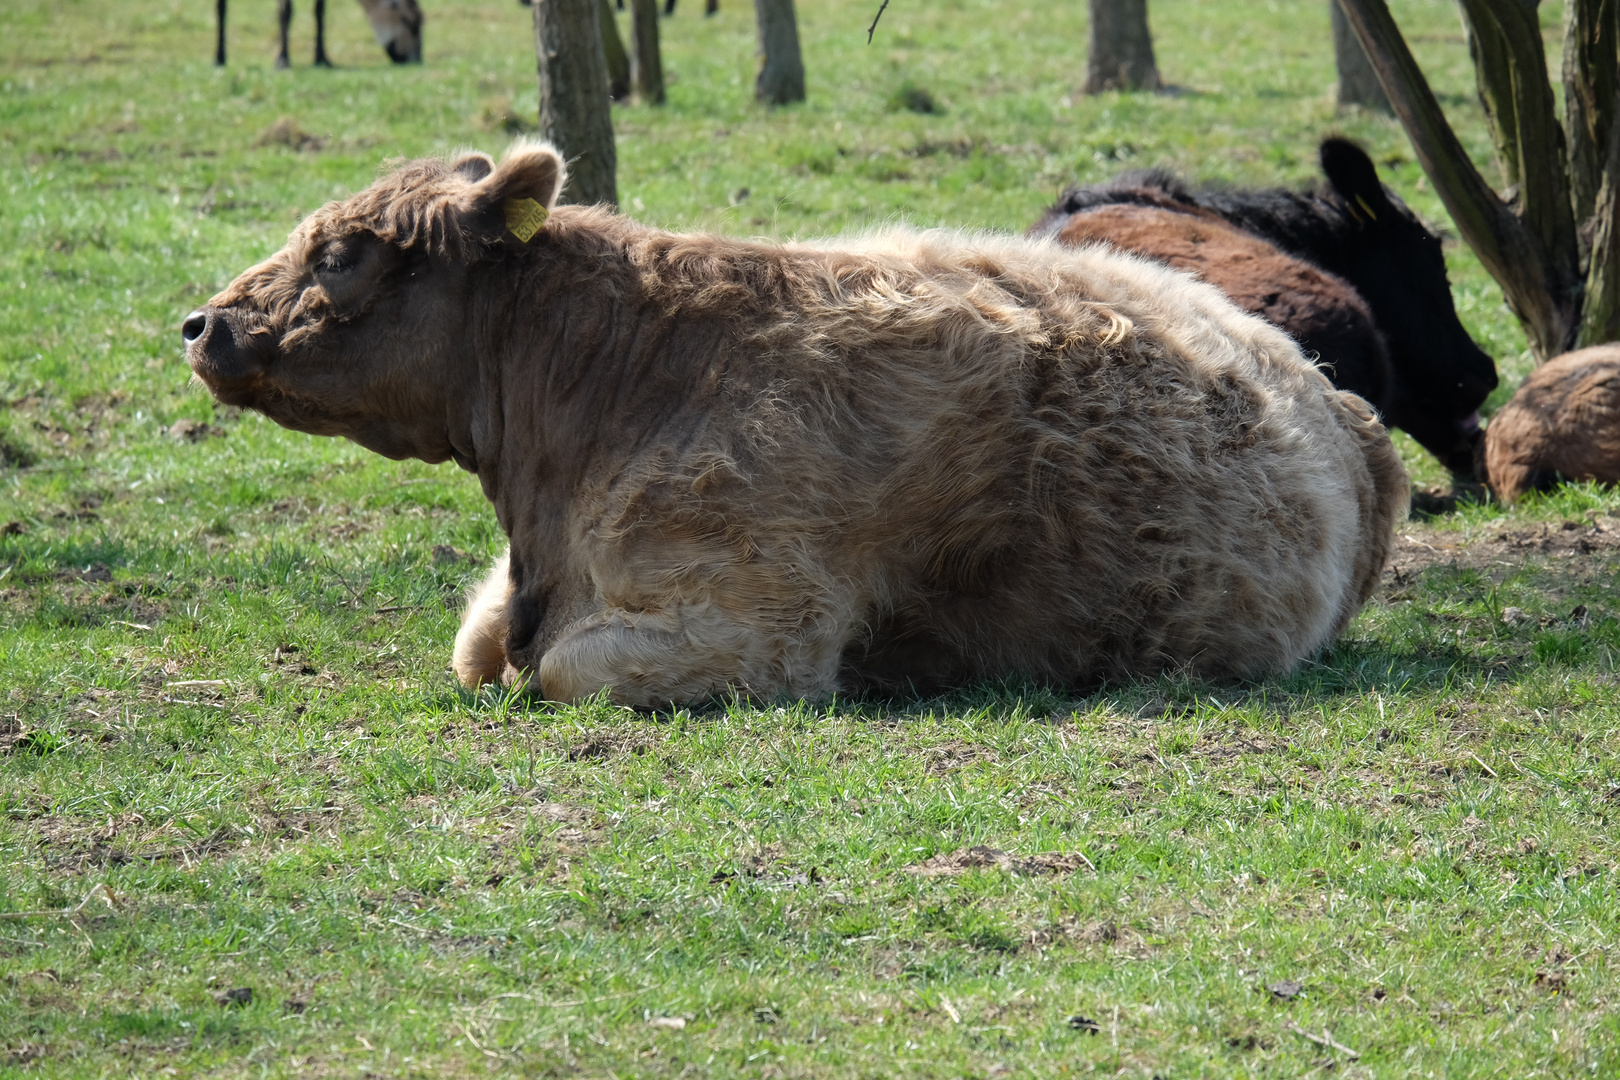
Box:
276;0;293;67
452;553;513;689
535;602;844;708
215;0;228;64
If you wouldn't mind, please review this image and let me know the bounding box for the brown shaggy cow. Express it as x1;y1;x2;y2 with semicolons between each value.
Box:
182;140;1407;706
1484;345;1620;503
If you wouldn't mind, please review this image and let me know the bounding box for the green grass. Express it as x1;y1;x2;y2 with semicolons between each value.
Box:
3;0;1619;1075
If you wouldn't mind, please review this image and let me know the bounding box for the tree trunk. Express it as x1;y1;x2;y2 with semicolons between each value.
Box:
1335;0;1585;360
753;0;805;106
629;0;665;104
600;0;631;101
534;0;618;207
1330;0;1389;112
1564;0;1619;265
1580;119;1620;347
1576;3;1620;353
1084;0;1159;94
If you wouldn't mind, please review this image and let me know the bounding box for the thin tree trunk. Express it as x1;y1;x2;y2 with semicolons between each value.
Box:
1330;0;1389;112
1579;112;1620;346
1335;0;1579;359
1574;0;1620;346
1564;0;1619;264
534;0;618;207
753;0;804;106
629;0;665;104
600;0;631;101
1457;0;1584;354
1084;0;1159;94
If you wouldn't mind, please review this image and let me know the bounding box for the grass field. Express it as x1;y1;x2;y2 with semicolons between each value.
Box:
3;0;1620;1075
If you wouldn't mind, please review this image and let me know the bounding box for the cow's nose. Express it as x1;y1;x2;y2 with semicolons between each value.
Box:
182;310;210;344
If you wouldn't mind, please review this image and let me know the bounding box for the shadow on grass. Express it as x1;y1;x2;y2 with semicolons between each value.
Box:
434;635;1533;732
816;633;1532;724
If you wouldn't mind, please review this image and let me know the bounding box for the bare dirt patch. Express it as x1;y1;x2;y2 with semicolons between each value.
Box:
3;1042;48;1067
1027;918;1120;950
566;729;658;761
254;117;325;152
905;845;1093;878
482;798;606;853
1386;513;1620;580
166;418;225;441
1190;729;1290;762
922;740;991;777
707;843;835;888
31;812;242;872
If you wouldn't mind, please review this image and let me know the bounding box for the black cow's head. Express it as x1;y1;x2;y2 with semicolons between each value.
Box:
1318;138;1497;478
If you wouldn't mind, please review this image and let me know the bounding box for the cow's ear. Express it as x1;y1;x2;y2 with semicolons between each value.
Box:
451;152;495;183
1320;137;1393;223
454;139;566;249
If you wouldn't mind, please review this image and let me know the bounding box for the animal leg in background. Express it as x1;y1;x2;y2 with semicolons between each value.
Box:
219;0;413;65
276;0;291;67
276;0;331;67
314;0;330;66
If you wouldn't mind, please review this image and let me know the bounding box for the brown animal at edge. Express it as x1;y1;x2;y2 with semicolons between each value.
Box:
182;140;1408;707
1045;202;1392;414
1484;344;1620;503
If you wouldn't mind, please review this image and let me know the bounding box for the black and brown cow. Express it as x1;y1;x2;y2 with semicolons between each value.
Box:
1032;138;1498;479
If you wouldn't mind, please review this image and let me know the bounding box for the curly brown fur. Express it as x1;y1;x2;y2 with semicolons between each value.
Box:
1485;345;1620;503
185;140;1408;706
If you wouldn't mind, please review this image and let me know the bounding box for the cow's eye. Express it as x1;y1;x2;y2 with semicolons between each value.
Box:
317;250;354;275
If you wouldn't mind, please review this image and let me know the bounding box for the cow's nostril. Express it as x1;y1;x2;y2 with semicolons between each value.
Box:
182;311;209;344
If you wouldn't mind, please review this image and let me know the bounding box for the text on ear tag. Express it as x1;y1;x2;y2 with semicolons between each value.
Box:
505;197;550;242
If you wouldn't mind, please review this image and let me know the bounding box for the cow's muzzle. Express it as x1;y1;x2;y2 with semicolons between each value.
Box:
182;306;268;404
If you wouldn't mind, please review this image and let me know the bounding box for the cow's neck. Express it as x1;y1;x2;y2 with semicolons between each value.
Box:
460;219;729;613
460;228;660;538
1198;189;1358;275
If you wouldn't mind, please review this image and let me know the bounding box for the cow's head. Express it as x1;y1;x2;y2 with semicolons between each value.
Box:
361;0;423;63
1319;137;1498;477
183;140;564;463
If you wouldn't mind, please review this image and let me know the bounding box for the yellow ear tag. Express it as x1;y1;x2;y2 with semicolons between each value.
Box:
504;197;549;243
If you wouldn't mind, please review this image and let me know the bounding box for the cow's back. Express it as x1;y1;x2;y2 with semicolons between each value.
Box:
708;230;1409;689
1038;202;1393;420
